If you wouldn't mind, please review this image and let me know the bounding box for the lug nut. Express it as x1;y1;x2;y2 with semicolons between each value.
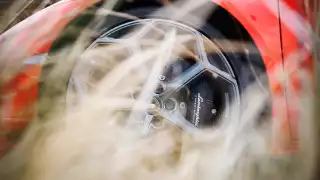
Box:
155;83;165;94
180;102;186;109
158;75;166;81
152;117;164;128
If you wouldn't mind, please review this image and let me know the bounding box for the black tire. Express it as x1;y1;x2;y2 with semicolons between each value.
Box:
38;6;267;123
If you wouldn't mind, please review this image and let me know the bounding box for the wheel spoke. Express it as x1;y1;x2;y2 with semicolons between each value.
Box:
142;114;154;134
194;33;236;82
162;63;204;99
195;32;210;64
206;63;236;83
129;20;156;40
94;36;126;45
71;77;88;102
158;109;199;133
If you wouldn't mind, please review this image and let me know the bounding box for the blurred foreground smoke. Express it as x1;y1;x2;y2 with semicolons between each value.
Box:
0;0;319;180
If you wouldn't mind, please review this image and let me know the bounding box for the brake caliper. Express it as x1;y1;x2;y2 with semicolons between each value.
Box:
187;81;216;128
162;58;217;128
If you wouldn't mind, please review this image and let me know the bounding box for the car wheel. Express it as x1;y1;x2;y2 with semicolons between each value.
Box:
38;6;267;134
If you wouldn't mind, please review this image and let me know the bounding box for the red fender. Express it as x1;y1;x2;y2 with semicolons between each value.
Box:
213;0;313;154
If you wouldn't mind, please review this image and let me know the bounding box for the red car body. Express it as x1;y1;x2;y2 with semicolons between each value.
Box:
0;0;314;155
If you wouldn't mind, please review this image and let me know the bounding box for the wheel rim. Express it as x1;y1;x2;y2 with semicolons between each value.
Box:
67;18;240;134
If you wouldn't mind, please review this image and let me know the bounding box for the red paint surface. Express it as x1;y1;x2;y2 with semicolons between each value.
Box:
0;65;41;155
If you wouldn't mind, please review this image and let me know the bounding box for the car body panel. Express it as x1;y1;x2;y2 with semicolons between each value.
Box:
277;0;313;153
0;0;313;155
